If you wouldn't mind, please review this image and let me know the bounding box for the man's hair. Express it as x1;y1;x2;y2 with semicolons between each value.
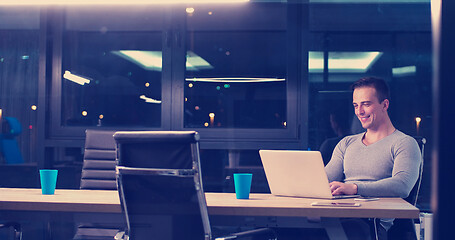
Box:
351;77;390;103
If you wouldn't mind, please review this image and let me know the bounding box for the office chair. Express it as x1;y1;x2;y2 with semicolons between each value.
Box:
114;131;276;240
0;222;22;240
0;159;39;240
74;129;125;240
387;137;426;240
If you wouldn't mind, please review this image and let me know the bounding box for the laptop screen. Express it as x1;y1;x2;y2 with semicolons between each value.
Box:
259;150;335;199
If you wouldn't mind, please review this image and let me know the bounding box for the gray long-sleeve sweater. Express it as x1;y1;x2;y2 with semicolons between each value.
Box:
325;130;421;198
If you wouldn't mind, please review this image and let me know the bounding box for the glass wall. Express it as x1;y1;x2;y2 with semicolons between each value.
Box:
184;4;287;129
60;7;166;128
0;1;433;207
0;7;40;163
50;3;301;147
307;2;432;149
308;2;432;210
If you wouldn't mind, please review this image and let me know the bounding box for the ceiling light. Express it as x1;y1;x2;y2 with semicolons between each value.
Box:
186;7;195;14
185;77;286;83
140;95;162;104
186;51;213;71
310;0;428;3
392;65;416;77
309;51;382;73
63;71;91;85
112;50;212;71
0;0;249;5
113;51;162;71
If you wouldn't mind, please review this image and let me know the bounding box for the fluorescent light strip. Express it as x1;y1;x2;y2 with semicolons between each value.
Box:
185;77;286;83
113;51;163;71
392;65;416;77
309;51;382;73
186;51;213;71
140;95;162;104
112;50;213;71
311;0;429;3
330;52;382;72
63;71;91;85
1;0;249;5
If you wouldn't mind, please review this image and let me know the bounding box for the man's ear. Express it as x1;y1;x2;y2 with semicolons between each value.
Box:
382;99;389;111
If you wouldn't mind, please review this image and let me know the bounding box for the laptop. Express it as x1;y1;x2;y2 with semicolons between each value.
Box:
259;150;360;199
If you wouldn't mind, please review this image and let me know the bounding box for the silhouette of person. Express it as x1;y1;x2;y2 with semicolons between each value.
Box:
319;106;351;165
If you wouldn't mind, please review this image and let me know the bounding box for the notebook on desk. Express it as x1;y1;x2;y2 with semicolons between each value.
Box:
259;150;360;199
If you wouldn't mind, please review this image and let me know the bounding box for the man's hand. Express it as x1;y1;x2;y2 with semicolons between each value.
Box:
329;181;358;195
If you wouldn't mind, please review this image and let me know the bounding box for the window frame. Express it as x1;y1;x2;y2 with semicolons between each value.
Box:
46;4;309;150
48;8;174;139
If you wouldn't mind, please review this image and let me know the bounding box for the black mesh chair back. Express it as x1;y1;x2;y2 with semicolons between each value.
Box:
388;137;426;240
114;131;209;240
80;129;117;190
74;129;122;240
404;136;426;206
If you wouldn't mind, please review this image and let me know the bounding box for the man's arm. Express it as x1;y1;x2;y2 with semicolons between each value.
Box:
325;138;347;182
330;181;358;195
354;137;421;197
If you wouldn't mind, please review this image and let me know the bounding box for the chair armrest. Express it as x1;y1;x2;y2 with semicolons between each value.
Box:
114;231;127;240
116;166;195;177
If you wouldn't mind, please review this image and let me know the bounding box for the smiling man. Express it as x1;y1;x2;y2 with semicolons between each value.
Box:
324;77;421;239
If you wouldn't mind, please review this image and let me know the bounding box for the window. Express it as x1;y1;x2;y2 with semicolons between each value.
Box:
53;7;167;136
184;4;287;129
51;4;301;147
308;2;432;210
0;7;40;163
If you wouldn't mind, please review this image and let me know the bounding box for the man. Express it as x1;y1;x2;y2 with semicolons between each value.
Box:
325;77;421;239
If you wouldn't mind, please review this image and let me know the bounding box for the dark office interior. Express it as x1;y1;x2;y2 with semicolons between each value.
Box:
0;0;454;239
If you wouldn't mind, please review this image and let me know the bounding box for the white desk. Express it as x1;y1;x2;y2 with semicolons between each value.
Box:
0;188;419;239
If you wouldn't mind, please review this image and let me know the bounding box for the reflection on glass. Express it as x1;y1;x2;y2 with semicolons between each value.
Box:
0;0;250;4
112;50;163;71
0;8;40;163
309;51;382;73
61;8;164;127
63;71;91;85
184;4;287;129
308;31;432;154
392;65;416;77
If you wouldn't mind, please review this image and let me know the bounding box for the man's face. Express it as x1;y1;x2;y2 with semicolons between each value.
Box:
352;87;389;130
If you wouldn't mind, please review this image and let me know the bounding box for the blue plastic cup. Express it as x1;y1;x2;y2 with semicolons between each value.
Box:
39;169;58;195
233;173;253;199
